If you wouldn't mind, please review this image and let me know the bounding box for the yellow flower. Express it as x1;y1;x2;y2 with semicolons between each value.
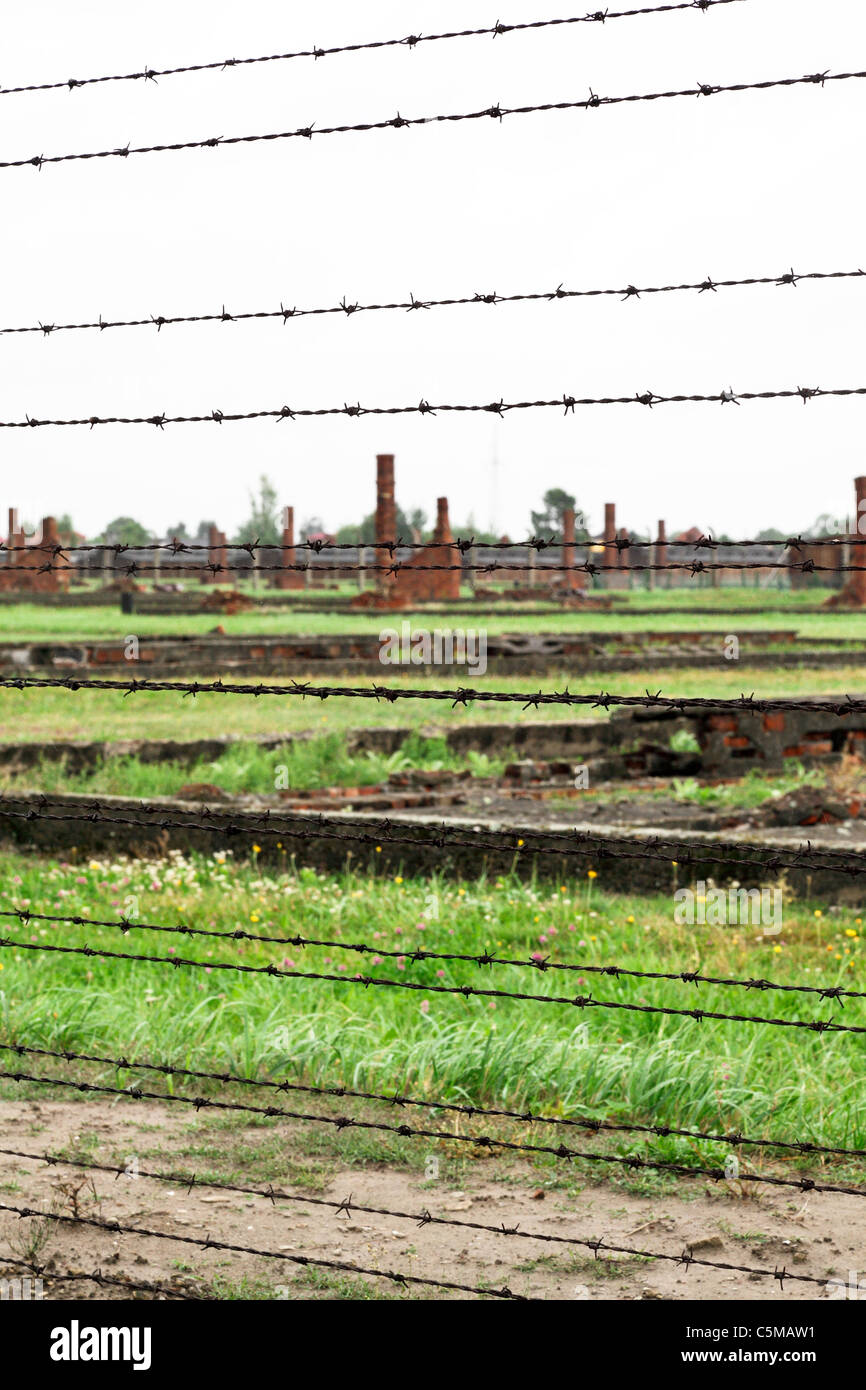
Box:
560;886;566;893
517;839;524;847
252;845;261;854
845;929;858;939
814;910;822;918
773;945;782;954
587;870;597;880
375;846;382;853
250;913;260;923
394;876;403;885
626;915;635;924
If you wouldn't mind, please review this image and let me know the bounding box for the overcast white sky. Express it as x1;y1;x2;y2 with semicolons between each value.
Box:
0;0;864;541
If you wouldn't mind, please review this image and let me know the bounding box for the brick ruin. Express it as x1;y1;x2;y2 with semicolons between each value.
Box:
352;454;465;608
0;510;71;592
824;475;866;607
274;506;305;591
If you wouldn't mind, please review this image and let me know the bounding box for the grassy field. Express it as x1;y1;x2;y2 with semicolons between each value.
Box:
2;594;866;641
0;848;863;1187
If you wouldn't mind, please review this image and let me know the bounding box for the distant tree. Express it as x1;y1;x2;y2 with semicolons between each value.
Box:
530;487;587;541
300;515;327;540
755;528;788;543
96;516;154;546
193;519;217;544
350;505;418;544
165;521;192;542
235;476;281;545
807;513;846;539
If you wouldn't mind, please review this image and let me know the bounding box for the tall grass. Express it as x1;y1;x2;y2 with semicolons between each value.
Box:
0;732;506;797
1;849;863;1169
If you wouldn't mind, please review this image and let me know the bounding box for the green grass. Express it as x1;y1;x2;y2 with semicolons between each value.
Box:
1;664;865;746
0;849;863;1181
2;595;866;640
0;731;506;798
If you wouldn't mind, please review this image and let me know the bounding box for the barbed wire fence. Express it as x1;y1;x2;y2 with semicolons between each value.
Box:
1;2;864;1303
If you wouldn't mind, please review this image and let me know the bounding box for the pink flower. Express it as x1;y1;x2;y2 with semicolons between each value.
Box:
282;958;295;969
538;933;548;943
420;1000;430;1014
436;969;445;977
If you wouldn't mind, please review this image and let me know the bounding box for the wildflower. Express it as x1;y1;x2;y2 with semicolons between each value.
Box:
375;846;382;853
394;876;403;885
253;845;261;855
420;1000;430;1014
587;870;597;879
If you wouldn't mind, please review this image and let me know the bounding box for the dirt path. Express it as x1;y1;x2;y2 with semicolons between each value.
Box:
0;1101;859;1301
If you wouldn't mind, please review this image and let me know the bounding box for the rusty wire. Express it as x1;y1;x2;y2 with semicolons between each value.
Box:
1;1038;860;1160
1;66;860;174
0;794;863;880
4;905;861;1006
0;383;861;430
2;1062;861;1200
0;3;742;99
4;556;866;579
6;534;865;554
0;1144;831;1292
0;1197;523;1300
0;1255;206;1299
0;677;864;718
4;264;859;342
3;933;860;1033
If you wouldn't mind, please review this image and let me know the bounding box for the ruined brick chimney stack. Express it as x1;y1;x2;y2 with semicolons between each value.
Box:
376;454;397;545
276;504;304;590
850;476;866;604
618;528;630;569
560;506;586;592
375;454;397;594
432;496;460;599
656;519;668;569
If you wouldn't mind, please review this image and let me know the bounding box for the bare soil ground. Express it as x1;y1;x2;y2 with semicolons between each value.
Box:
0;1101;859;1302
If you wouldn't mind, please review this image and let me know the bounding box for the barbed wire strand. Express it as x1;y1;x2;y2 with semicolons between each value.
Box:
4;934;859;1033
2;1063;861;1200
1;795;863;880
0;1144;831;1292
1;66;860;174
0;2;742;99
1;677;865;718
5;905;861;1006
7;533;866;554
0;1255;206;1300
5;263;859;342
1;1037;858;1160
0;383;862;430
8;556;866;577
0;1198;524;1300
